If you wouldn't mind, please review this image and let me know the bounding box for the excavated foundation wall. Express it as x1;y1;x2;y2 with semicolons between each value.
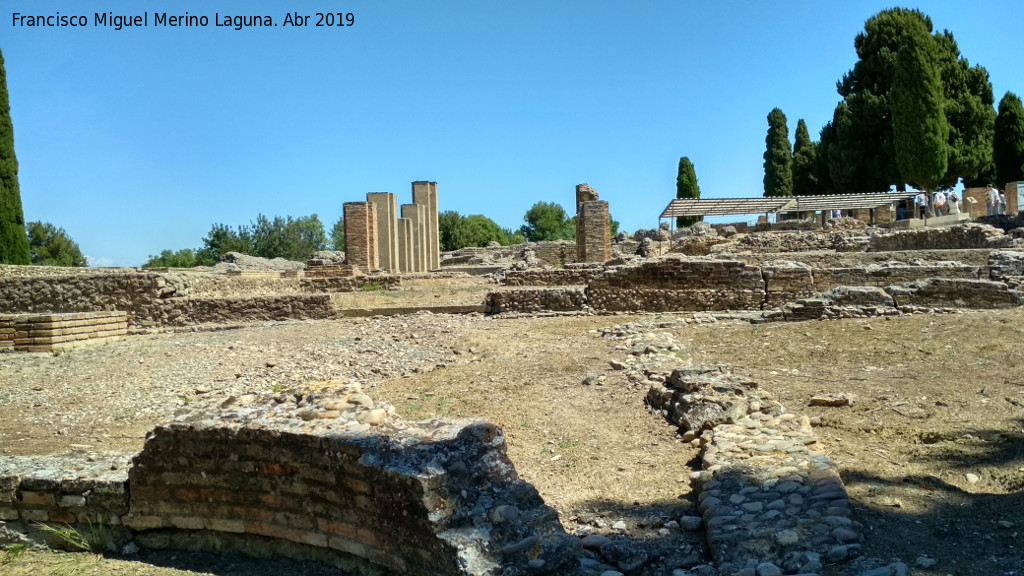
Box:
485;252;1024;315
0;388;581;576
0;269;186;326
0;268;405;327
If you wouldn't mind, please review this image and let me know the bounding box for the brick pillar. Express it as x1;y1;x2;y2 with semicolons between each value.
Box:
367;193;399;272
400;203;427;272
574;184;601;262
343;201;378;271
396;217;413;273
578;201;611;262
412;181;440;271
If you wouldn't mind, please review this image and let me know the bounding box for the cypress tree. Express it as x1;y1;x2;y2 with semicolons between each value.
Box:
892;20;949;195
0;47;31;264
763;108;793;197
993;92;1024;185
675;156;702;227
792;119;820;196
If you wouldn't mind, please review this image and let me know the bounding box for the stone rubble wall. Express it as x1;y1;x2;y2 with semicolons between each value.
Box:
0;270;186;326
811;263;983;291
500;268;603;286
0;268;408;328
299;276;402;294
644;366;858;574
0;386;581;576
868;223;1014;251
179;274;305;298
0;265;142;278
486;252;1024;316
164;294;337;325
586;259;766;312
485;288;588;314
0;453;133;529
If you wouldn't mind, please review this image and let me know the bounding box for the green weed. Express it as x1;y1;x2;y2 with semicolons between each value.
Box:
34;519;110;553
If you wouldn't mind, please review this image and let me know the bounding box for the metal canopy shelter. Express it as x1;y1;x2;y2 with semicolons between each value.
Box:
660;193;920;219
659;197;795;218
791;192;920;212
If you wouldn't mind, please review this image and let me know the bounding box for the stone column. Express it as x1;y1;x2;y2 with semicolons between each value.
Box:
400;203;427;272
343;201;378;271
366;193;399;272
412;181;440;271
396;217;413;273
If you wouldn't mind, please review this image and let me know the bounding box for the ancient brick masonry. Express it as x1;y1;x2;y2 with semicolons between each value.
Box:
0;311;128;352
1;385;582;575
343;202;379;271
575;184;611;263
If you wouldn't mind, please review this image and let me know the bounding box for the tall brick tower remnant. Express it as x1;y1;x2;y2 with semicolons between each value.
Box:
575;184;611;263
343;201;379;271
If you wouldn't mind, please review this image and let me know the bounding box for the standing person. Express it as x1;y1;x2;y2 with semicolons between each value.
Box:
948;190;960;214
987;184;1000;216
916;192;928;218
998;192;1007;216
933;191;947;216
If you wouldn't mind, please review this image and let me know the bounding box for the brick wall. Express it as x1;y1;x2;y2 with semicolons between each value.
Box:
0;389;582;575
577;201;611;262
0;311;128;352
343;202;379;271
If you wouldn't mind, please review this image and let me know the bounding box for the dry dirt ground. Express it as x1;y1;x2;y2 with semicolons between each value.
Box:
1;278;1022;575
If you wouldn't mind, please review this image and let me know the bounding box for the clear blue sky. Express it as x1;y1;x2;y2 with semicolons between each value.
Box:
3;1;1022;266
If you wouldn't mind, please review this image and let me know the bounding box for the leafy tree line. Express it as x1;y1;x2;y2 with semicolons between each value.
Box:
27;221;87;267
143;213;341;268
438;211;524;252
762;8;1024;197
440;203;620;251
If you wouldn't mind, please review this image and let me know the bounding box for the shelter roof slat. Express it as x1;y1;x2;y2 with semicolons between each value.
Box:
660;192;921;218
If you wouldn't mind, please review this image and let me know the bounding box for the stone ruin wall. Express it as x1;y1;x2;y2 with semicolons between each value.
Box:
574;184;611;263
485;251;1024;316
484;287;588;314
500;267;603;287
441;241;581;268
1;388;581;576
0;269;186;327
0;267;405;328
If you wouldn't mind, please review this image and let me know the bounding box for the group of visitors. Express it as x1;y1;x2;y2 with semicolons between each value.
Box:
897;184;1013;220
914;191;960;217
986;184;1008;216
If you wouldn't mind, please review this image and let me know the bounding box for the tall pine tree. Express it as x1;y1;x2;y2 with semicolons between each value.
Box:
0;47;31;264
792;119;819;196
763;108;793;197
675;156;702;227
826;8;993;192
994;92;1024;185
892;19;949;196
